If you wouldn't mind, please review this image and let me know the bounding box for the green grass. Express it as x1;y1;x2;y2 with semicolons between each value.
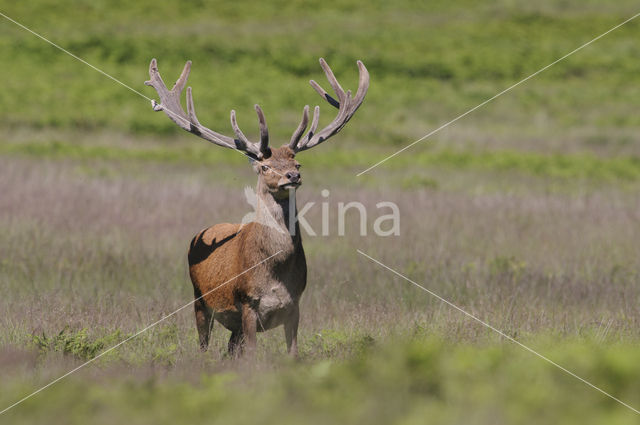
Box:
2;0;640;155
4;139;640;184
3;335;640;425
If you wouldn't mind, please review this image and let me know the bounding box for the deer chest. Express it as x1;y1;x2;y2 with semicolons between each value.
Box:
255;280;298;330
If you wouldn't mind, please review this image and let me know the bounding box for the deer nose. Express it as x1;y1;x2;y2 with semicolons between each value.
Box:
286;171;300;182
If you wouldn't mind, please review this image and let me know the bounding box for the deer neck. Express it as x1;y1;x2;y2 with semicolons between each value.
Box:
254;179;301;249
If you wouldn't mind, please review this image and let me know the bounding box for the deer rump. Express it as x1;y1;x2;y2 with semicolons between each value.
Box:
188;223;307;333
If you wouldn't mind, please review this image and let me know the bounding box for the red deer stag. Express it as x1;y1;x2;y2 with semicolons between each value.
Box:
145;57;368;356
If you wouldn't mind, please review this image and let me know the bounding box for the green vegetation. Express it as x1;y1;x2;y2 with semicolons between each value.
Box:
31;327;122;361
3;0;640;156
3;139;640;183
2;0;640;423
3;335;640;425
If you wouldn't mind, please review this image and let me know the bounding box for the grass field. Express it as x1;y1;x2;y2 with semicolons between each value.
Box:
1;0;640;424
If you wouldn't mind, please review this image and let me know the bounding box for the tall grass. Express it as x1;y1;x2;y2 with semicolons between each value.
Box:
1;157;638;350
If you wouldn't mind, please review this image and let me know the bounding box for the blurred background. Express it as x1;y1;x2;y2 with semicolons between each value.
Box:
1;1;640;424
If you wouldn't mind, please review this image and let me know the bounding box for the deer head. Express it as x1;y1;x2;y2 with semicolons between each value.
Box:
144;57;369;200
251;146;301;200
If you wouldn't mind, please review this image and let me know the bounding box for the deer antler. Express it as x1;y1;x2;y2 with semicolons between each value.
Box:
289;58;369;152
145;58;271;159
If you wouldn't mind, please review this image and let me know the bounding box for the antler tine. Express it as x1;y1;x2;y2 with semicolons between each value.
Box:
331;90;353;133
173;60;191;93
293;59;368;152
309;105;320;136
230;109;268;159
289;105;310;149
254;104;270;155
297;106;320;151
145;58;191;131
318;58;346;103
230;110;252;149
352;60;369;112
309;79;340;109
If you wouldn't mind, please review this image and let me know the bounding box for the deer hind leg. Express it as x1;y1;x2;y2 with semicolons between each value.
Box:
284;304;300;358
194;295;213;352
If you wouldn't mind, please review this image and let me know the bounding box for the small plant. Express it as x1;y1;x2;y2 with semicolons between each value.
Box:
30;327;122;361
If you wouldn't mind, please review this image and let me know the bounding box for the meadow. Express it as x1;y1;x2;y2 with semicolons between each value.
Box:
1;0;640;423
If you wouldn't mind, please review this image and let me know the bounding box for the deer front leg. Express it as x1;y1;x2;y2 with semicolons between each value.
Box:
241;303;258;356
284;304;299;358
228;330;243;357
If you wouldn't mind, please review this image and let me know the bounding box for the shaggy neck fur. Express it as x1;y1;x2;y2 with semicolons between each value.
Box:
254;178;302;249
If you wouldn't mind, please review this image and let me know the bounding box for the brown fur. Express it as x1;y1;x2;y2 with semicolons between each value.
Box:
188;146;306;356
